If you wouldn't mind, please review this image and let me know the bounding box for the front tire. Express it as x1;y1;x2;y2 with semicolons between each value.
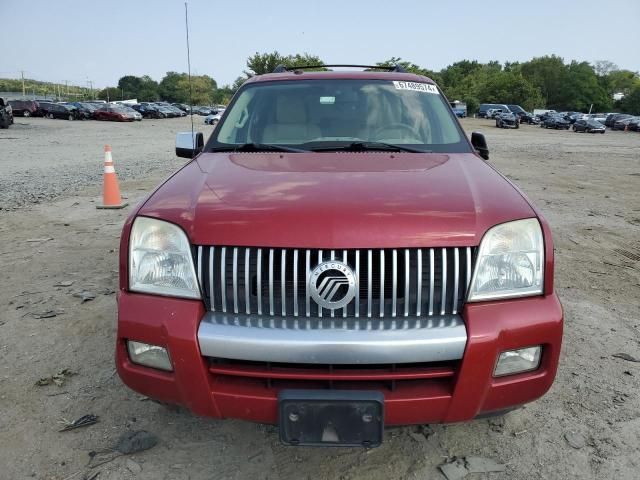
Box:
23;111;31;117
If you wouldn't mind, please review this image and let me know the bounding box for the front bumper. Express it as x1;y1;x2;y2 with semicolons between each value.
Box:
116;292;563;425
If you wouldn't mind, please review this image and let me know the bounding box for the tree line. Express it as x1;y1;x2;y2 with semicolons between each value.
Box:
2;53;638;113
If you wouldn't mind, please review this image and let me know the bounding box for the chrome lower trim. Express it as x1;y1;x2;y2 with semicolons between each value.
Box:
197;312;467;364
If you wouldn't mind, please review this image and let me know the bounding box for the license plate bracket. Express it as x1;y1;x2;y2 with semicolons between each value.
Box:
278;390;384;447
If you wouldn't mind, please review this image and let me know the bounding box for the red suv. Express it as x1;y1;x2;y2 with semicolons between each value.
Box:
117;65;563;447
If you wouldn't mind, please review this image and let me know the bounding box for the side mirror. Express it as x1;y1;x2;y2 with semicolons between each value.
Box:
176;131;204;158
471;131;489;160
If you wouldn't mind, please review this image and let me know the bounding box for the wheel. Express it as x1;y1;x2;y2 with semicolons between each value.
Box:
68;114;74;121
23;110;31;117
515;123;519;129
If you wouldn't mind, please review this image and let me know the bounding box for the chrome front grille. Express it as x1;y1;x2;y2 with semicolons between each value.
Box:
195;247;475;318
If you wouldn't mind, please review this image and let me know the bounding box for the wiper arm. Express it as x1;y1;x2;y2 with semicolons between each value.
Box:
311;141;427;153
210;143;308;153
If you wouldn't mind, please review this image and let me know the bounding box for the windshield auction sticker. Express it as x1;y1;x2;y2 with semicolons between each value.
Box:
392;81;439;94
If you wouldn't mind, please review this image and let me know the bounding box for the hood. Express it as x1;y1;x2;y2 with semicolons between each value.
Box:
138;152;535;248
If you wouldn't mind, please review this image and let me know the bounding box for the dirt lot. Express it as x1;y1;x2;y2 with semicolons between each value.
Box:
1;117;639;480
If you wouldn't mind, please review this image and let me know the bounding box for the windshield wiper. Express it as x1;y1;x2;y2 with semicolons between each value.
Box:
310;141;427;153
210;143;308;153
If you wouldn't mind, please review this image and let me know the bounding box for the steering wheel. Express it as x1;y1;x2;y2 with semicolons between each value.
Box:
373;123;420;141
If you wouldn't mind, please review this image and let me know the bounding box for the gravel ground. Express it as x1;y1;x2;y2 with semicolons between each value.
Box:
0;117;639;479
0;116;214;210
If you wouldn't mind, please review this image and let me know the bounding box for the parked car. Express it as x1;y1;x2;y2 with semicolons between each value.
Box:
194;106;213;116
172;103;190;112
478;103;510;118
613;116;639;131
0;97;13;128
542;115;570;130
605;113;629;128
506;104;527;116
627;118;640;132
65;102;94;120
117;66;563;445
452;107;466;118
517;112;538;125
136;103;166;118
204;112;222;126
40;102;82;120
486;108;504;119
94;105;138;122
572;119;605;133
586;113;607;124
155;102;186;117
495;111;519;128
8;99;39;117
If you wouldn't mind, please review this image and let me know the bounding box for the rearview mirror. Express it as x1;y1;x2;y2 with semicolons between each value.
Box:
471;132;489;160
176;131;204;158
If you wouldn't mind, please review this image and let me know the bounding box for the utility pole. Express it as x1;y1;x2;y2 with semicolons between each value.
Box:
21;70;26;97
87;80;94;100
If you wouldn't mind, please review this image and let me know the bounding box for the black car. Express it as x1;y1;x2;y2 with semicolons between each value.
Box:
8;99;40;117
478;103;510;118
542;115;571;130
495;111;519;129
604;113;629;128
506;104;527;116
1;97;13;128
517;112;538;125
572;119;605;134
613;116;639;131
40;102;81;120
628;118;640;132
66;102;94;119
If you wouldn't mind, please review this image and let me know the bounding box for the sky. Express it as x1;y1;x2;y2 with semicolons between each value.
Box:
1;0;639;89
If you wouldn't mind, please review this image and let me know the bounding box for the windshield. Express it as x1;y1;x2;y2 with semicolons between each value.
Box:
209;79;469;153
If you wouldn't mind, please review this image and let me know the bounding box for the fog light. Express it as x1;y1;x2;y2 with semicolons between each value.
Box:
127;340;173;371
494;346;541;377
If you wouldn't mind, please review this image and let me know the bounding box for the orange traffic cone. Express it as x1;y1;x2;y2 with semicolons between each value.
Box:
97;145;128;209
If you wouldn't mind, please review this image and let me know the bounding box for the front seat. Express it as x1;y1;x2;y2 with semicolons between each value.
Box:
262;97;321;144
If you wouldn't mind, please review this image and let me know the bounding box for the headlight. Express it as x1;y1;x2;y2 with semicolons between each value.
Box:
129;217;201;299
468;218;544;301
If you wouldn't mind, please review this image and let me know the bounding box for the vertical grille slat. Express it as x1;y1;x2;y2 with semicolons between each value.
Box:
355;250;360;318
441;248;447;316
391;249;397;318
281;250;286;316
318;250;323;318
293;249;299;317
305;250;311;317
209;247;215;312
268;249;274;316
367;249;372;318
379;250;385;318
452;248;459;315
428;248;435;316
197;247;203;292
416;249;422;317
200;246;475;319
232;247;239;314
257;249;263;315
220;247;227;312
404;249;410;318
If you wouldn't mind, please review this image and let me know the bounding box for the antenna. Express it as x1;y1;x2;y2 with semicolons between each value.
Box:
184;2;195;149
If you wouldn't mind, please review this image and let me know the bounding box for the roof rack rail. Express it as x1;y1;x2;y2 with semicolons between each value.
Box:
271;64;407;73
